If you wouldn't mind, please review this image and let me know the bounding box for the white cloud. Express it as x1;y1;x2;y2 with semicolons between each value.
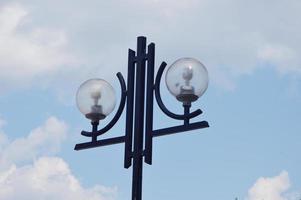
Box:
246;171;300;200
258;45;299;74
0;117;67;166
0;3;77;91
0;157;116;200
0;117;116;200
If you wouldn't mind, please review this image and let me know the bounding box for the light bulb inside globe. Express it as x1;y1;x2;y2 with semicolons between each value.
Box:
180;65;195;94
87;85;104;120
183;66;193;83
90;89;101;106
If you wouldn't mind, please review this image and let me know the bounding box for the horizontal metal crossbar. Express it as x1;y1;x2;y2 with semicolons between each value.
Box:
152;121;209;137
74;136;125;150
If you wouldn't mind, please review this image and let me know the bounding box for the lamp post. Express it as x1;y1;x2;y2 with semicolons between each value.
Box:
75;36;209;200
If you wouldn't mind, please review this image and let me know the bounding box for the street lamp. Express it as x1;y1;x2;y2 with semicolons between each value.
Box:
75;36;209;200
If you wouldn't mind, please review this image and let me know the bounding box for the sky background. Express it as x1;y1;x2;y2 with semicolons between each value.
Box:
0;0;300;200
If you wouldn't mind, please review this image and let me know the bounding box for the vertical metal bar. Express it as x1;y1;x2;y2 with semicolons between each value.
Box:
183;103;191;126
91;121;99;142
124;49;136;169
144;43;155;165
132;36;146;200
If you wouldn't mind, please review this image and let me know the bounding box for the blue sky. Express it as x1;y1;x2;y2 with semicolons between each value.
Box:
0;1;300;200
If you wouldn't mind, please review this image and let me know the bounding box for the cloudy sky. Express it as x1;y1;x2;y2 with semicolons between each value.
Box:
0;0;300;199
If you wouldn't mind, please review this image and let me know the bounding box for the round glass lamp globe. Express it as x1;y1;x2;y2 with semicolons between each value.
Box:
76;79;116;121
165;58;208;103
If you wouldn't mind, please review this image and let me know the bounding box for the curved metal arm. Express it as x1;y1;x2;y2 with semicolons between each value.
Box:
154;62;202;120
81;72;127;137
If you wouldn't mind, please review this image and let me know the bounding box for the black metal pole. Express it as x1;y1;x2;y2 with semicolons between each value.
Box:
144;42;155;165
91;121;99;142
183;103;191;126
132;36;147;200
124;49;135;169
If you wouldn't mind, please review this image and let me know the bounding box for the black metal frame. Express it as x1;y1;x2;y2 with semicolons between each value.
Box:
74;36;209;200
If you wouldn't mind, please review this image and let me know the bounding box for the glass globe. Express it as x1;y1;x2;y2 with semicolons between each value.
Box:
165;58;208;103
76;79;116;121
